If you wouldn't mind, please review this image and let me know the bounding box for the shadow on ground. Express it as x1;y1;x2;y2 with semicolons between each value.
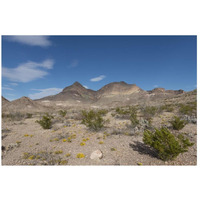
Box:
129;141;158;159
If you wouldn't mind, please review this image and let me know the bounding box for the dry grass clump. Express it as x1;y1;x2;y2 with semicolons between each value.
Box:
80;142;86;146
111;147;117;151
65;153;71;157
99;141;104;144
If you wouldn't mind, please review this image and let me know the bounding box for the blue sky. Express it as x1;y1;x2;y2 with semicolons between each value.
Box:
1;35;197;100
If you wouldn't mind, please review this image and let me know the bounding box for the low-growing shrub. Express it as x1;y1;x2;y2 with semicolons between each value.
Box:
59;110;67;117
170;116;186;130
26;113;33;118
142;106;157;120
179;102;197;116
80;142;86;146
3;112;25;121
143;127;193;161
54;150;63;154
81;110;105;131
97;109;108;116
76;153;85;158
130;112;139;128
160;104;174;112
36;114;53;129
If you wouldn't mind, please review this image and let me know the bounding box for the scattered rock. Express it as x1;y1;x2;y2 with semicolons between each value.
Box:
2;146;6;151
52;123;63;131
182;115;197;124
6;143;20;151
90;150;103;160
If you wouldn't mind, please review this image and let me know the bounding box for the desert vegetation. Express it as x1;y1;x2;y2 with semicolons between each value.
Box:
1;87;197;165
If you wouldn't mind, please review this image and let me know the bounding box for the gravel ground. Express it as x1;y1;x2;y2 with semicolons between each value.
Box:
1;113;197;166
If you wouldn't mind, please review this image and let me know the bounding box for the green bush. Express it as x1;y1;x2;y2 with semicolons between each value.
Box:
142;106;157;122
59;110;67;117
143;127;193;161
3;112;25;121
115;107;130;115
170;116;186;130
179;101;197;116
160;104;174;112
97;109;108;116
81;110;105;131
36;114;53;129
130;111;139;128
26;113;33;118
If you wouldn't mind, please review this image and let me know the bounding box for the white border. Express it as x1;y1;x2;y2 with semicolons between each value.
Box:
0;1;199;200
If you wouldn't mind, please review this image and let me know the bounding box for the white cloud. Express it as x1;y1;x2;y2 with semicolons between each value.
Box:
29;88;62;99
83;85;88;89
6;36;51;47
68;60;79;68
153;85;159;88
90;75;106;82
2;86;14;90
2;59;54;83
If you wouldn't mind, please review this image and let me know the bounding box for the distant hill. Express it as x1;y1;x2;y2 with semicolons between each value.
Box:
2;81;193;111
2;96;47;112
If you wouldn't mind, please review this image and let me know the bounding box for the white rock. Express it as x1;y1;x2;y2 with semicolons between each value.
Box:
90;150;103;160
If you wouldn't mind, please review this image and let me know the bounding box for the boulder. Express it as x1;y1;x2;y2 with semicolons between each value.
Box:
90;150;103;160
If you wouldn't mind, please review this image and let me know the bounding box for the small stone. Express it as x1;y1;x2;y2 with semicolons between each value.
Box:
90;150;103;160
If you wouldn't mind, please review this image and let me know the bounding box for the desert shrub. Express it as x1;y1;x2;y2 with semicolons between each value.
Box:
141;106;157;122
36;114;53;129
81;110;105;131
143;127;193;161
179;101;197;116
170;116;186;130
59;110;67;117
54;150;63;154
130;111;139;128
97;109;108;116
76;153;85;158
4;112;25;121
80;142;86;146
26;113;33;118
115;107;130;115
160;104;174;112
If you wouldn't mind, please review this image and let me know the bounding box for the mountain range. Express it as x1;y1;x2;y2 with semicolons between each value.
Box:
2;81;188;111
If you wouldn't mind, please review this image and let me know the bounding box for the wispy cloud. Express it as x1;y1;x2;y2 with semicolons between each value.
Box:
90;75;106;82
6;36;52;47
68;60;79;68
2;59;54;83
29;88;62;99
10;83;18;86
2;86;14;90
153;84;159;88
83;85;88;89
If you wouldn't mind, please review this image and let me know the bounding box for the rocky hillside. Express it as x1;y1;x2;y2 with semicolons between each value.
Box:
3;96;47;112
2;81;196;111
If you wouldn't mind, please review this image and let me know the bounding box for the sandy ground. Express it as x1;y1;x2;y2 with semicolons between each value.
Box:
1;111;197;166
